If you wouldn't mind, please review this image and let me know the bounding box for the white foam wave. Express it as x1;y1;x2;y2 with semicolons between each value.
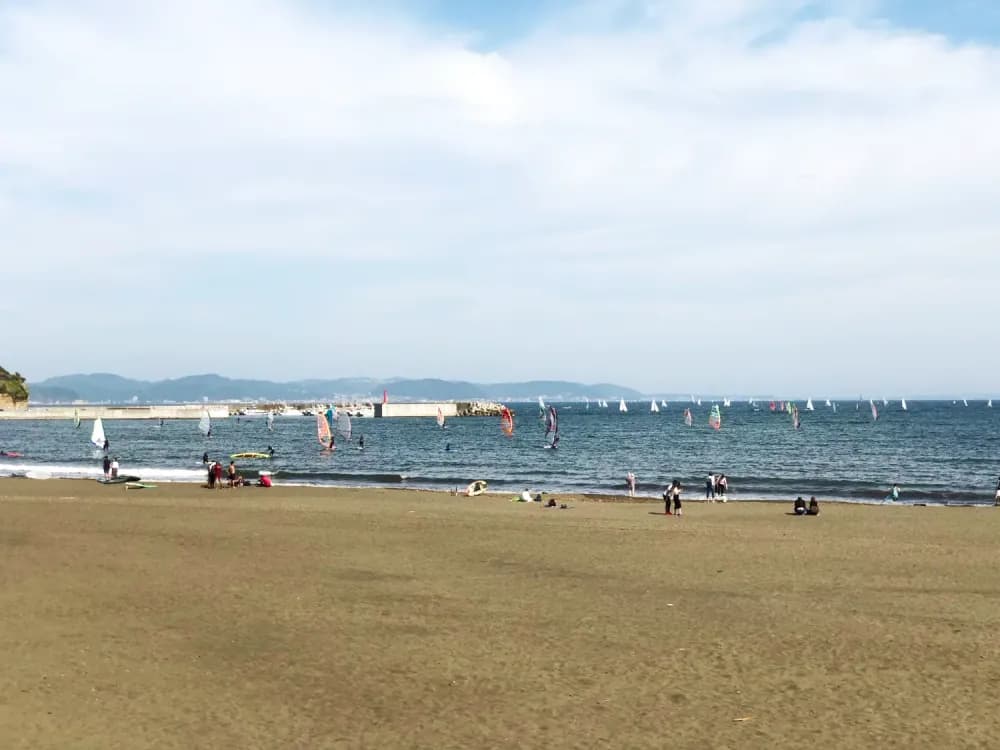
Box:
0;461;206;483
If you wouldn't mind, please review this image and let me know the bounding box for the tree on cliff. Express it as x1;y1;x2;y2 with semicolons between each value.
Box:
0;366;29;403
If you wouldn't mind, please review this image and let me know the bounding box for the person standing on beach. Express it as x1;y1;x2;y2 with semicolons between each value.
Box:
662;484;673;515
672;480;683;516
103;438;110;453
213;461;223;489
717;474;729;502
102;455;111;479
626;471;636;498
886;483;901;503
228;461;237;488
110;457;119;479
705;473;715;501
995;476;1000;506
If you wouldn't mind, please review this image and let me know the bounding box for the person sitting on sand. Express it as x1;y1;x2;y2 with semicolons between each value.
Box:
520;489;534;502
257;473;272;488
793;496;807;515
807;497;820;516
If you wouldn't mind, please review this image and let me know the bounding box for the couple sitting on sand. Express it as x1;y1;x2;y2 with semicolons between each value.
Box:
793;496;820;516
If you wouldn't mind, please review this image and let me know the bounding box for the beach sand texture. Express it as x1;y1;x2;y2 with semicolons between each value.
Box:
2;479;999;749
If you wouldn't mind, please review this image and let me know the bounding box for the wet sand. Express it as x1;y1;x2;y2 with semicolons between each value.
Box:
2;479;999;748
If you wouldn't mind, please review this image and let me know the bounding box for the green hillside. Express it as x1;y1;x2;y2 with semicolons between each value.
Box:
0;366;29;403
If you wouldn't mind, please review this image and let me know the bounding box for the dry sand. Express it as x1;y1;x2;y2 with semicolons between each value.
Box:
1;479;999;749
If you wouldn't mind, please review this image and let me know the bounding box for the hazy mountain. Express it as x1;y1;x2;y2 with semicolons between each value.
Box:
28;373;644;403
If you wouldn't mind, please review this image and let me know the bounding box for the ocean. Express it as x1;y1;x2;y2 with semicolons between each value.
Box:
1;401;998;505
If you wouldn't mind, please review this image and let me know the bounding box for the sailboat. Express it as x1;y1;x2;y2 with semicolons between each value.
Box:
683;408;693;427
545;406;559;448
660;400;668;408
650;400;659;413
317;412;332;448
824;399;832;407
963;399;969;407
988;399;994;408
708;404;721;430
337;412;352;442
436;407;446;429
500;406;514;437
538;396;546;410
832;402;837;413
792;406;801;430
723;398;731;408
266;411;275;431
882;398;889;407
696;398;702;406
901;398;908;411
619;399;628;413
805;398;814;411
870;400;879;421
199;410;211;438
90;418;106;450
73;408;81;429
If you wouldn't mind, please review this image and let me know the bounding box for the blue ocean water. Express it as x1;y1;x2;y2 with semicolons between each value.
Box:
1;401;998;505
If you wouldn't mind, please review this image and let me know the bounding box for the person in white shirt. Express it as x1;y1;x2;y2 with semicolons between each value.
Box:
110;457;119;479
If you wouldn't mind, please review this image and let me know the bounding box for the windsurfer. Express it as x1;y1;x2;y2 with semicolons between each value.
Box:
359;435;364;449
103;438;110;452
202;451;209;464
445;443;451;452
328;435;335;452
267;446;275;457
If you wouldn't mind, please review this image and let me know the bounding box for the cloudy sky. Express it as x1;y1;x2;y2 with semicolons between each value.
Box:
2;0;998;395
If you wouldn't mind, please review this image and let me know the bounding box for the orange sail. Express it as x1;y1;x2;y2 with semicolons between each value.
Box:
317;412;332;447
500;406;514;437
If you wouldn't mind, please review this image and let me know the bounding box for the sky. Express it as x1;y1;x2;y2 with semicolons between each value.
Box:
2;0;999;396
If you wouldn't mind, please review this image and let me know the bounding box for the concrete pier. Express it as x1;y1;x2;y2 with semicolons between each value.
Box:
374;401;504;418
0;404;231;420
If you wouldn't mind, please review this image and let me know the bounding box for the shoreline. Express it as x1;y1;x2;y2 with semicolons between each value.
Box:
0;476;994;508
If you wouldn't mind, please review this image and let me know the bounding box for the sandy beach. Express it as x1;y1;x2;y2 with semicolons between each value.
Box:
2;479;999;748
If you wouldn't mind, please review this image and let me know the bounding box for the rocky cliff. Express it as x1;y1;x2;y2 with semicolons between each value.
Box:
0;366;29;408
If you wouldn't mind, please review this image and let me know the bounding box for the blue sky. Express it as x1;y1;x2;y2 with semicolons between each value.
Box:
1;0;999;395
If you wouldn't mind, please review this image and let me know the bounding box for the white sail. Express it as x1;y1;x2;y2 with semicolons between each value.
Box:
988;399;993;408
825;399;832;407
199;410;211;437
266;412;275;431
90;418;106;449
619;398;628;413
805;398;814;411
882;398;889;406
538;396;546;410
901;398;908;411
650;400;659;413
696;398;702;406
832;402;837;412
723;398;731;408
660;400;668;408
963;399;969;407
436;407;445;428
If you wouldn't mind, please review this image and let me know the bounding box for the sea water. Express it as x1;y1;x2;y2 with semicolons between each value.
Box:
1;401;998;504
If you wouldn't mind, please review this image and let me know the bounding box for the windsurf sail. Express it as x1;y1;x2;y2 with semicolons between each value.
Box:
317;412;332;447
901;398;908;411
500;406;514;437
683;408;692;427
199;410;211;437
963;399;969;407
266;411;275;431
545;405;558;447
538;396;546;410
90;418;106;449
792;406;801;430
73;408;81;429
326;406;336;427
436;407;445;428
989;399;994;408
723;398;731;408
661;400;668;408
650;400;659;413
619;398;628;413
870;400;879;421
832;402;837;413
806;398;814;411
882;398;889;407
709;404;721;430
337;411;352;441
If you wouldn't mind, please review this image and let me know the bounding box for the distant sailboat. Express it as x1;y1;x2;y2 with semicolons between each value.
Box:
619;398;628;413
723;398;731;408
436;407;446;429
650;400;659;413
90;418;106;450
901;398;908;411
500;406;514;437
870;400;879;421
708;404;721;430
832;402;837;413
199;410;211;438
545;406;559;448
266;412;275;431
73;408;81;429
824;399;832;407
696;398;702;406
805;398;814;411
792;406;801;430
989;399;994;408
538;396;546;410
882;398;889;407
963;399;969;407
660;400;668;408
683;408;693;427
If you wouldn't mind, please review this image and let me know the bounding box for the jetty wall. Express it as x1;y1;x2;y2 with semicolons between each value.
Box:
0;404;231;420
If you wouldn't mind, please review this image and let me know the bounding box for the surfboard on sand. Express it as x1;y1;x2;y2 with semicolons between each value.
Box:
125;482;157;490
466;480;488;497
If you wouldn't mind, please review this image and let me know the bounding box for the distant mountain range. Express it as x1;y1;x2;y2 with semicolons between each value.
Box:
28;373;645;403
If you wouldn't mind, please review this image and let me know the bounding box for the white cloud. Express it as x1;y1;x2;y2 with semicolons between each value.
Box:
1;0;998;392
